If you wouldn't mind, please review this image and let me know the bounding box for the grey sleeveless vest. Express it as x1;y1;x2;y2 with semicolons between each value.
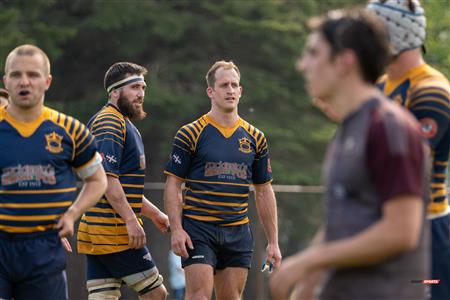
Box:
319;98;430;300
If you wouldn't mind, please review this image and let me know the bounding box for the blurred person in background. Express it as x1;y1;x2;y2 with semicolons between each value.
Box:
270;8;430;300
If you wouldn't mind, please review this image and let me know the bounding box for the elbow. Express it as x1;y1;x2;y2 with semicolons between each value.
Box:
400;232;420;252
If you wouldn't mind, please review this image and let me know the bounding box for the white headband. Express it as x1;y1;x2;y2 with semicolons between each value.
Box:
367;0;426;56
106;75;145;94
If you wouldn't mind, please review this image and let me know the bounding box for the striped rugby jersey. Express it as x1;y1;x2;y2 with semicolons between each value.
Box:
377;64;450;216
77;103;146;254
0;106;97;234
165;114;273;226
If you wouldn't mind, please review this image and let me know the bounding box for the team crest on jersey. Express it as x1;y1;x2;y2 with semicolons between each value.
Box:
238;137;252;154
419;118;438;138
45;132;63;154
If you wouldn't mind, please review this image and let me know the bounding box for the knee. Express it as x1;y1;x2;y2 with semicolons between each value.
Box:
87;278;121;300
123;267;165;298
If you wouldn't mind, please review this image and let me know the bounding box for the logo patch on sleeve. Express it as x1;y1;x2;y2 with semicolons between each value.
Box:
419;118;438;138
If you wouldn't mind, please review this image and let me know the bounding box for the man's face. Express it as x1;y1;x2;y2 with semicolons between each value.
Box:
3;54;51;110
297;32;340;100
116;79;147;120
207;67;242;113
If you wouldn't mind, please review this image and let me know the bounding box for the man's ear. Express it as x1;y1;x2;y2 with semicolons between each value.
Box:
336;49;356;76
110;89;119;101
206;86;213;98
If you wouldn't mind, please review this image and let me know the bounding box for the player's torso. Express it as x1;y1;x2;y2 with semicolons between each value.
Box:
189;125;257;185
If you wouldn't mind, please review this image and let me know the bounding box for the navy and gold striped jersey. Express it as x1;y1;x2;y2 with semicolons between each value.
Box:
377;64;450;216
78;103;146;254
0;106;97;234
164;114;273;226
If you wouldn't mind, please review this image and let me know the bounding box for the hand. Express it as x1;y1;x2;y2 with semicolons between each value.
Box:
61;237;72;252
265;242;282;270
151;211;170;234
171;228;193;258
125;218;146;249
269;251;314;300
56;209;77;238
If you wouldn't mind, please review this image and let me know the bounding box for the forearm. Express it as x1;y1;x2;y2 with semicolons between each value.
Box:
164;177;184;231
141;196;162;219
105;176;138;222
67;165;106;220
254;184;278;244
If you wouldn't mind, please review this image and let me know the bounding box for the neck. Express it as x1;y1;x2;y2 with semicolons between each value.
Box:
387;48;424;80
208;107;239;127
7;102;44;122
328;74;380;121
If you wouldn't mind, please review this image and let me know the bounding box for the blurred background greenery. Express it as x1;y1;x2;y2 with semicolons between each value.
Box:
1;0;448;299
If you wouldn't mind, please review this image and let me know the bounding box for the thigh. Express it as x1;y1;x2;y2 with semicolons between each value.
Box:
14;270;67;300
182;218;218;268
92;247;156;279
216;223;253;270
13;233;67;300
214;267;248;300
184;264;214;300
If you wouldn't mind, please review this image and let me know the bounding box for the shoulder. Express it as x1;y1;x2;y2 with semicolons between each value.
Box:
410;65;450;97
240;118;266;141
44;107;88;138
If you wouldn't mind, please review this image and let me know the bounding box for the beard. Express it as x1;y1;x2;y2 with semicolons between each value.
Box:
117;92;147;120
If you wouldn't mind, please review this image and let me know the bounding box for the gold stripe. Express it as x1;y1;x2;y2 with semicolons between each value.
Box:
0;187;77;194
411;97;450;109
92;130;124;142
0;201;72;208
164;171;185;181
122;184;144;188
221;217;249;226
84;216;125;224
184;214;223;221
96;137;123;148
186;187;248;197
178;131;194;147
185;195;248;207
186;178;250;187
183;204;247;215
175;136;191;149
0;224;55;233
413;106;450;118
434;161;448;166
121;174;145;177
432;189;448;198
0;214;60;221
433;174;447;178
106;172;119;178
125;194;143;198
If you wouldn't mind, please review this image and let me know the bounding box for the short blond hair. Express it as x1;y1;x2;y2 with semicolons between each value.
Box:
5;44;51;76
205;60;240;87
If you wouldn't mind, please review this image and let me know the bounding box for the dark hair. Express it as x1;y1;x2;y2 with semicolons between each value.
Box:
104;62;148;91
308;8;390;83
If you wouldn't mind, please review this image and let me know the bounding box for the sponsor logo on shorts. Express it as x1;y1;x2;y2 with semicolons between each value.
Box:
191;255;205;259
143;253;152;261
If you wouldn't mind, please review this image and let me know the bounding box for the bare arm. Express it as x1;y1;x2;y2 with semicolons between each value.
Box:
105;175;145;249
254;183;282;269
142;196;170;233
270;194;424;300
164;175;192;257
293;228;326;300
57;165;107;237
